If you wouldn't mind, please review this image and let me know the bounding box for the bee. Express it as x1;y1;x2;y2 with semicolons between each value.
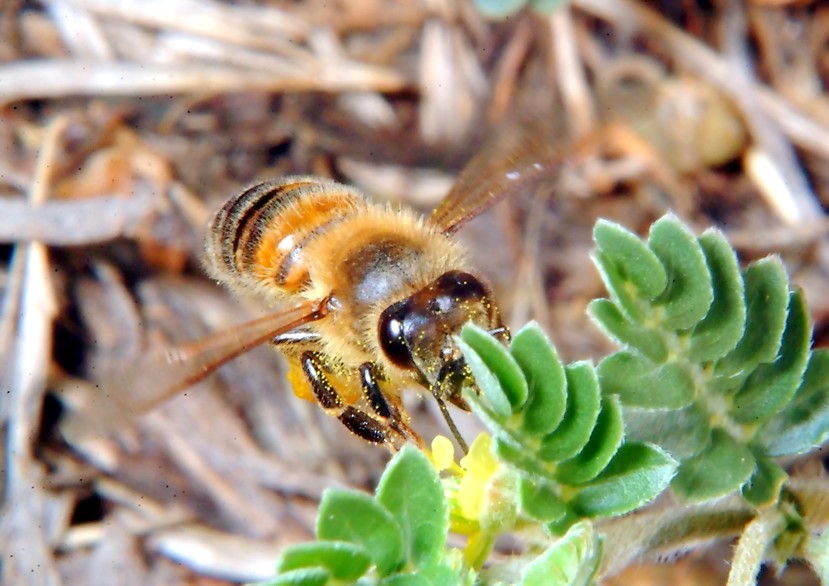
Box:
99;117;565;452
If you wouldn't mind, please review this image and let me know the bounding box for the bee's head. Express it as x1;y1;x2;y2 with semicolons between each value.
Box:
378;271;505;388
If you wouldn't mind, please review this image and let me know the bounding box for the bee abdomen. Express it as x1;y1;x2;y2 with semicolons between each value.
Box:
206;176;364;295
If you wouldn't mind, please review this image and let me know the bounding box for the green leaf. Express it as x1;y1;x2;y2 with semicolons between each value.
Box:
648;216;714;330
591;250;645;321
316;490;403;576
519;476;567;523
761;349;829;457
594;219;667;298
519;521;601;586
376;445;448;570
511;322;567;436
730;290;812;423
457;340;509;419
379;574;432;586
622;405;711;460
672;429;756;503
473;0;527;19
688;230;746;362
598;351;694;409
568;443;676;518
741;451;787;507
462;385;506;431
716;257;789;379
492;433;550;479
276;542;371;581
419;558;470;586
546;511;580;537
801;531;829;585
555;396;624;485
530;0;571;14
461;324;528;411
538;362;601;462
255;568;330;586
587;299;668;362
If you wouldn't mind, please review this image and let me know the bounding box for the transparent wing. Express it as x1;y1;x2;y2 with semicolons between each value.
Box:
65;298;331;436
430;113;570;234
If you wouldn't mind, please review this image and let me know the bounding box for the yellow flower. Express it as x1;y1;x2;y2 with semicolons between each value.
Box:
458;434;499;522
428;433;517;569
430;435;461;474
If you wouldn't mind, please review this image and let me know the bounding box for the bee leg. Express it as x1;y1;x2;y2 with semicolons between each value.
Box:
358;363;392;419
300;352;405;450
338;407;394;446
359;363;422;449
487;325;511;344
432;360;469;454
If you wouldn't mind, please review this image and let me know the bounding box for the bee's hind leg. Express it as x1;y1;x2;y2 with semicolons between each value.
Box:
299;352;408;450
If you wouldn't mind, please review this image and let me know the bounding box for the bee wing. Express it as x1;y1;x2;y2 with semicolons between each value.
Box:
66;298;330;436
430;113;570;234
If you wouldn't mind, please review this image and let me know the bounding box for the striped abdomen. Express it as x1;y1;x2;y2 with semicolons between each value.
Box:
206;176;366;297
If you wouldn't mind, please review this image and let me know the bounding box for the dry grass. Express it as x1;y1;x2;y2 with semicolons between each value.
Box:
1;0;828;584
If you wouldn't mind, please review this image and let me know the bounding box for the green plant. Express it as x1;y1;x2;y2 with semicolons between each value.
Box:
256;215;829;586
472;0;569;19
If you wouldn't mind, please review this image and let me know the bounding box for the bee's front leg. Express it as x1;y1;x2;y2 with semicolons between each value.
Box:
300;352;408;450
359;363;422;450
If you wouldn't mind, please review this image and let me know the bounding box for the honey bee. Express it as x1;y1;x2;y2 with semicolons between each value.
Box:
99;117;565;452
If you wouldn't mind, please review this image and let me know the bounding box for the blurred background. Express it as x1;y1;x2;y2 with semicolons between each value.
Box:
1;0;828;584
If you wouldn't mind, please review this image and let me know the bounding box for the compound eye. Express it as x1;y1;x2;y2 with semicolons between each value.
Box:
427;295;452;314
378;301;416;369
435;271;488;302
